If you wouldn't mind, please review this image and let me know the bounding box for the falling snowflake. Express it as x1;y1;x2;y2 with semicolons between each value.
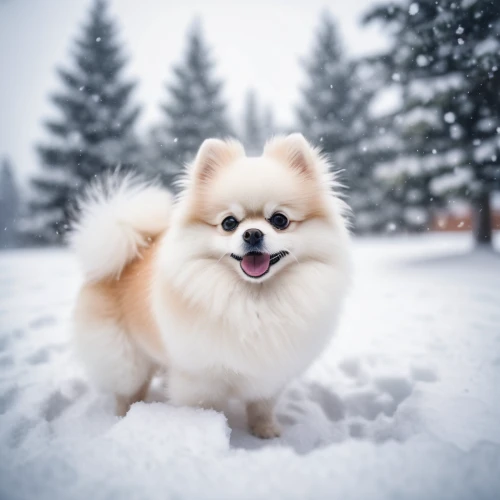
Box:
392;73;401;82
458;38;464;45
456;26;464;35
450;124;462;140
96;37;101;42
444;112;456;124
417;55;429;67
409;3;419;15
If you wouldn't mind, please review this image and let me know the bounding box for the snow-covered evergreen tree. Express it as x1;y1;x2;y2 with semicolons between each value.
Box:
151;22;232;188
243;90;264;155
0;158;21;249
297;14;377;232
29;0;141;244
345;60;404;233
297;14;353;153
365;0;500;244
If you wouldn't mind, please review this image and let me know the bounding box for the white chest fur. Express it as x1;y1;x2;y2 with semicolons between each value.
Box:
152;252;349;400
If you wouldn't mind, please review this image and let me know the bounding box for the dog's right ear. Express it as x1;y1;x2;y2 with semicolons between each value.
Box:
191;138;245;183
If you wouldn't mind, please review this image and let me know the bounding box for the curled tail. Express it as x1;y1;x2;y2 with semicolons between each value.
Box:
70;173;172;282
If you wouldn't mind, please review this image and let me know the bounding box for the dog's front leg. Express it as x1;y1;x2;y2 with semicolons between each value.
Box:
246;397;281;439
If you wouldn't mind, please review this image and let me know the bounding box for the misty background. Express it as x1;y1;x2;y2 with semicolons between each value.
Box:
0;0;499;247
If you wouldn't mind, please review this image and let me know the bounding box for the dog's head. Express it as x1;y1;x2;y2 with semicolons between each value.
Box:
176;133;347;284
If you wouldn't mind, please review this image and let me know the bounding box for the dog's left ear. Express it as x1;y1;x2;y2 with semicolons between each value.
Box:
191;138;245;183
264;133;320;179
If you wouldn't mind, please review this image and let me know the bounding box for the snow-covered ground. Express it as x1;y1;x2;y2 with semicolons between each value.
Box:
0;234;499;500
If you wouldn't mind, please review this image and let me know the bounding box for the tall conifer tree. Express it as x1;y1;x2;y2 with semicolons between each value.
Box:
30;0;140;243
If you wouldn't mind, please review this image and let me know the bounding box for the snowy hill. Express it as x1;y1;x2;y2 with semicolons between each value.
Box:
0;234;499;500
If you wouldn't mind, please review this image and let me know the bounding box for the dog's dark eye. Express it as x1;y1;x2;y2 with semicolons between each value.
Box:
221;216;239;232
269;212;289;230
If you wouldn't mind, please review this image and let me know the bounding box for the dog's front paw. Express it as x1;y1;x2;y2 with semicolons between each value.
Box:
250;420;281;439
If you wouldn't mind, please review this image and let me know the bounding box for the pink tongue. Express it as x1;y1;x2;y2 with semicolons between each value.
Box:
241;253;271;277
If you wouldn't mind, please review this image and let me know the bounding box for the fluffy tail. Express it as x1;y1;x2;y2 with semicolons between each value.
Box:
70;173;172;282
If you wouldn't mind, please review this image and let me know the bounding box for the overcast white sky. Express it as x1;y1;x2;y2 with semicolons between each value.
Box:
0;0;388;183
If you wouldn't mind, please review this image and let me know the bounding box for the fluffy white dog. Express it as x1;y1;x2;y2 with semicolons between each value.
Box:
71;133;351;438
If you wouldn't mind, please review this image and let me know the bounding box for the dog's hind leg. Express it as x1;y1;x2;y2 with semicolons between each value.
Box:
73;284;155;416
115;371;154;417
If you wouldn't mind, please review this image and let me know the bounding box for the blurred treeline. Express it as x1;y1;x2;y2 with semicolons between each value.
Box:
1;0;499;248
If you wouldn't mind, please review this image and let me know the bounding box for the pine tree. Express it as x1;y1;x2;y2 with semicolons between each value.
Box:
297;14;351;153
29;0;141;244
297;14;377;232
365;0;500;244
344;60;403;233
0;158;21;249
243;90;264;155
152;21;232;188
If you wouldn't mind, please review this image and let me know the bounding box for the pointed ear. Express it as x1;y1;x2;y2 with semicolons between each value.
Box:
263;133;319;178
191;138;245;183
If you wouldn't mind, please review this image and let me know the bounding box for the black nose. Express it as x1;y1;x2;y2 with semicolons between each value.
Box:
243;228;264;246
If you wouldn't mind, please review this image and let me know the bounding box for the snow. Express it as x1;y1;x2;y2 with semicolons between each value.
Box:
408;3;419;16
401;107;441;130
450;123;464;140
376;149;468;182
444;112;456;124
477;118;497;133
403;206;427;225
369;85;402;119
492;192;500;211
1;235;500;500
474;38;500;57
416;54;429;67
376;155;421;179
407;74;464;105
474;139;499;163
430;167;472;195
461;0;479;8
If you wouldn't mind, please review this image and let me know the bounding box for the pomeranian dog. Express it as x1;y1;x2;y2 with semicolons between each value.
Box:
71;133;351;438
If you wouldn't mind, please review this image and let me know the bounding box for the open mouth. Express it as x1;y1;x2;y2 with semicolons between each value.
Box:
230;251;289;278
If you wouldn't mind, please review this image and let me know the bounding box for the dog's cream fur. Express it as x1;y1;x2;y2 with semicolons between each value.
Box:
71;134;351;438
